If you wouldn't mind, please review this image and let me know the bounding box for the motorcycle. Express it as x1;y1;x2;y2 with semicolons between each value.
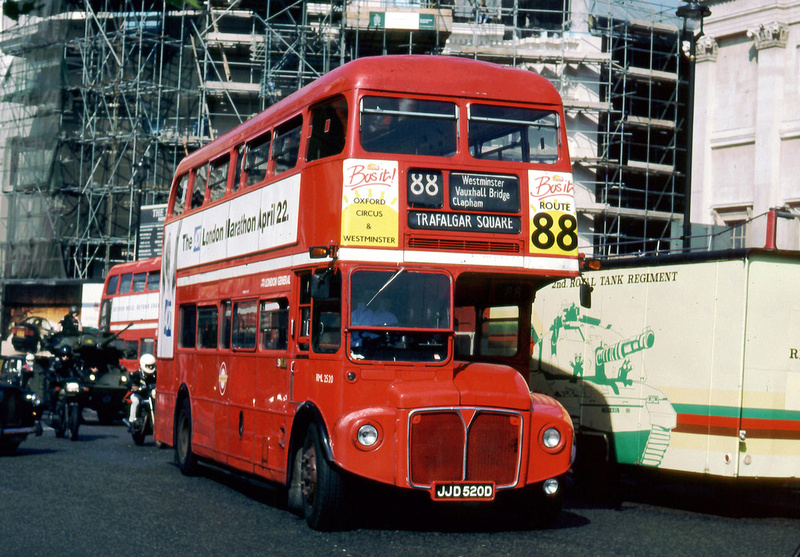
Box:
49;375;84;441
128;384;155;446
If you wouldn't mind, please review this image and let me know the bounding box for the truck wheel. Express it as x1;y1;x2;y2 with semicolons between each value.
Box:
175;398;197;475
96;408;117;425
300;423;350;530
0;439;21;454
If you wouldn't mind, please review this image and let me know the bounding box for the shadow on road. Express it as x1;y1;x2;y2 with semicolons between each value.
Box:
566;468;800;520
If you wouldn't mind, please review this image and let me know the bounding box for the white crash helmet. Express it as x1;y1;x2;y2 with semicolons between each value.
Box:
26;353;35;364
139;353;156;375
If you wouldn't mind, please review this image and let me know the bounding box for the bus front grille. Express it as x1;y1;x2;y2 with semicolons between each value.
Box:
407;237;522;254
408;409;522;488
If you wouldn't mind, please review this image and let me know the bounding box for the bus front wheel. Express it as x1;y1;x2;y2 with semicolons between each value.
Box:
175;398;198;476
299;423;350;530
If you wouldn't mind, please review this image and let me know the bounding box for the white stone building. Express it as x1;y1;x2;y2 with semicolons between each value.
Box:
693;0;800;249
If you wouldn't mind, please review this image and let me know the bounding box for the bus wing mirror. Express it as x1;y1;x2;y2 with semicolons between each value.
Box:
579;281;592;309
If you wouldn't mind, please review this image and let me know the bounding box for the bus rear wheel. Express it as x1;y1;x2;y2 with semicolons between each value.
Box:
175;398;198;476
299;423;350;530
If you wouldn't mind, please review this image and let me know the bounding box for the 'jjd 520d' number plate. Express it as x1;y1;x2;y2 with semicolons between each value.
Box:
431;482;495;501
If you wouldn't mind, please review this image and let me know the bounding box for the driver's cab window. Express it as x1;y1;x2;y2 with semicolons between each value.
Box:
297;274;311;351
310;270;341;354
348;269;450;363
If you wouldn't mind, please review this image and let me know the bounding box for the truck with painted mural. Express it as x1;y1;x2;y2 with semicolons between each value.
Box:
531;210;800;481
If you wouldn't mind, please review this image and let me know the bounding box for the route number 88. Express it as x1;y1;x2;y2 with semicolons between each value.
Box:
531;212;578;252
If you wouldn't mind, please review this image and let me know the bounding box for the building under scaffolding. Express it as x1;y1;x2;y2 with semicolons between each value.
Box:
0;0;686;320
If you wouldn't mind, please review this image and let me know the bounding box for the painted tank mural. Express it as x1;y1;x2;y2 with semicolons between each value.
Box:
531;301;676;469
531;249;800;481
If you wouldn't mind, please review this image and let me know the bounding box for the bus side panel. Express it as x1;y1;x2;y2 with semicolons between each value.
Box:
191;352;219;457
531;259;749;478
226;352;257;473
298;162;343;249
253;352;292;476
154;386;176;447
740;256;800;478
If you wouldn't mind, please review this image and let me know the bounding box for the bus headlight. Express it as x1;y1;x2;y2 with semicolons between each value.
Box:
356;424;379;448
542;427;561;449
65;381;80;394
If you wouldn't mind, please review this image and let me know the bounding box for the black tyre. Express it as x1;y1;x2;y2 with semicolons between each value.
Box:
53;401;67;438
175;397;198;475
67;404;80;441
299;423;350;530
132;412;147;446
286;445;304;516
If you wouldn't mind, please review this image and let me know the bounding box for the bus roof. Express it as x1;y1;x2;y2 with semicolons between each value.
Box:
175;56;563;173
106;256;161;277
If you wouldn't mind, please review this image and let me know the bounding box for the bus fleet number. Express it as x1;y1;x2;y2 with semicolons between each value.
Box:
531;212;578;252
316;373;334;384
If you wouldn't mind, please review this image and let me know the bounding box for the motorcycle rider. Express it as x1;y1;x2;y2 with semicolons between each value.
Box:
21;353;35;390
46;345;80;412
124;354;156;431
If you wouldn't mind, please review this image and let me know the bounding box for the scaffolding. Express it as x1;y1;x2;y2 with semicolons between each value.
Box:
0;0;685;284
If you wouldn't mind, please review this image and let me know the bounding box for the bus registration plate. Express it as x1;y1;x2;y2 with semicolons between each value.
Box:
431;482;495;501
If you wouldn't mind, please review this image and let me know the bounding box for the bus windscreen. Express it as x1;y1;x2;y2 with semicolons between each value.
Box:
349;269;450;362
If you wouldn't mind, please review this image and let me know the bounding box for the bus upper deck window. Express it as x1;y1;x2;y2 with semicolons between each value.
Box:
360;96;457;157
244;133;270;187
307;96;348;162
207;156;229;203
105;275;119;296
172;174;189;216
273;116;303;175
468;105;560;164
191;165;208;209
146;271;160;291
119;273;133;294
132;272;147;293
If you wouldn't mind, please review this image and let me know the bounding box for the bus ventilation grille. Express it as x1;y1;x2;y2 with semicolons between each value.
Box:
408;409;521;488
407;237;521;254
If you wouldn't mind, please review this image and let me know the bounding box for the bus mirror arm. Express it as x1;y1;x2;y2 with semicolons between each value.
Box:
579;279;593;309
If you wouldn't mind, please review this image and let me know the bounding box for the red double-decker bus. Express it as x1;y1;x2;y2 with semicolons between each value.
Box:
99;257;160;371
156;55;579;530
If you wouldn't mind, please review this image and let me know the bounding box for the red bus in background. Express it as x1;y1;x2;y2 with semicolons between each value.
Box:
156;55;580;530
99;257;160;371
